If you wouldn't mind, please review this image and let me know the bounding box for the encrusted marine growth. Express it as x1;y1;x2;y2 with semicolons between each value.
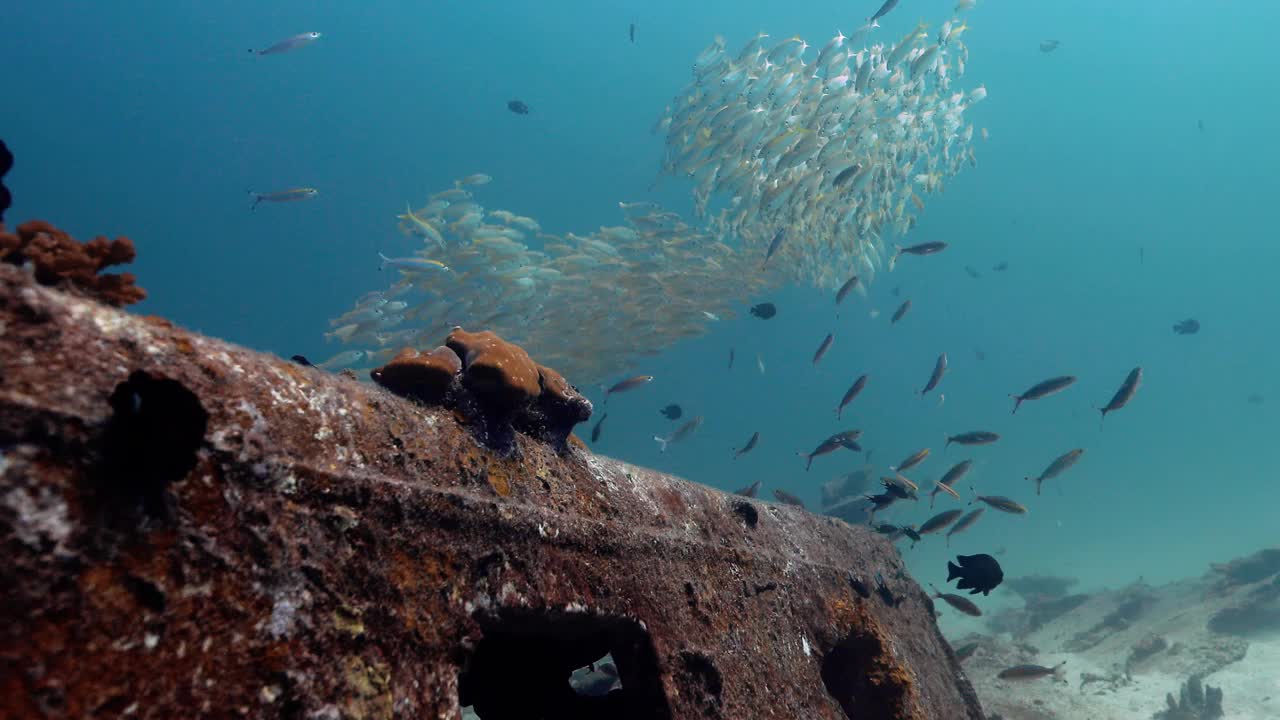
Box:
370;327;592;452
0;139;12;222
0;219;146;306
1152;674;1224;720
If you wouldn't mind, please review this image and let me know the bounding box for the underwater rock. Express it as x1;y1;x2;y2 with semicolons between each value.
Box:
0;219;145;306
1208;547;1280;593
0;262;984;719
1206;575;1280;636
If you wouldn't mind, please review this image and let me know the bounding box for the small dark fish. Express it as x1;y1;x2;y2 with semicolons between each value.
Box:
802;430;863;470
773;488;805;508
1099;367;1142;421
881;476;916;500
832;163;862;188
929;583;983;616
728;348;735;370
1028;449;1084;495
920;353;947;396
590;413;608;443
1039;40;1060;53
290;354;313;367
919;509;964;535
891;299;912;324
992;262;1008;272
1173;318;1200;335
954;642;980;661
749;302;777;319
849;575;871;598
865;493;898;518
947;553;1004;595
660;403;683;420
874;572;900;606
946;508;985;545
868;0;901;24
629;22;636;43
761;228;787;269
813;333;834;365
998;662;1065;680
971;490;1028;515
507;99;531;115
836;275;861;304
735;480;762;498
946;431;999;449
975;348;986;361
733;432;760;459
964;265;981;279
891;285;901;297
894;448;930;474
607;375;654;396
900;525;922;545
1197;119;1205;132
1248;393;1265;405
1010;375;1076;414
874;523;902;536
895;241;948;259
837;374;869;419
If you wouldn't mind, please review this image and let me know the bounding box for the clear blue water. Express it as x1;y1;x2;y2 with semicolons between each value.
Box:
5;0;1277;597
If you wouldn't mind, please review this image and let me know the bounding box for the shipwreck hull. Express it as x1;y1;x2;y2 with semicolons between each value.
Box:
0;263;983;719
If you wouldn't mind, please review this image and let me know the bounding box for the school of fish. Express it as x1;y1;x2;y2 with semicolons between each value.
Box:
320;3;987;383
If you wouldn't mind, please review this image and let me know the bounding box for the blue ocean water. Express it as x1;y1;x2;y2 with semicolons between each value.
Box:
4;0;1277;602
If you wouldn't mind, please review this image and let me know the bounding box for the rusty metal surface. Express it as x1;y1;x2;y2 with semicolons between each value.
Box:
0;263;984;719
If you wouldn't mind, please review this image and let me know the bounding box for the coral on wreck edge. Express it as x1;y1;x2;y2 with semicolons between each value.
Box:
0;219;146;307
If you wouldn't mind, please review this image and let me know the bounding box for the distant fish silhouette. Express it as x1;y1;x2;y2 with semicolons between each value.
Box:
1173;318;1200;335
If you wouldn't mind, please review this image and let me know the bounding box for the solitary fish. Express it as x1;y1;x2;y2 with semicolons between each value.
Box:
1010;375;1076;414
931;460;974;507
929;583;983;616
894;448;930;474
1099;367;1142;420
590;413;608;443
629;22;636;43
954;642;980;661
947;553;1003;595
868;0;901;24
945;508;985;545
735;480;761;498
813;333;834;365
249;187;318;210
919;509;964;535
749;302;777;319
837;374;869;419
998;662;1066;681
728;348;735;370
802;430;863;470
761;228;787;269
895;241;948;259
654;416;703;453
945;431;1000;449
733;432;760;459
507;99;531;115
920;353;947;396
659;403;683;420
891;299;912;324
1028;448;1084;495
1039;40;1061;53
607;375;654;396
290;354;313;367
971;490;1028;515
252;32;322;56
773;489;805;508
836;275;861;305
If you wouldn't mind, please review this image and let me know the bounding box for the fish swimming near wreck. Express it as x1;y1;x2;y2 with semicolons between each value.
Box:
919;353;947;396
947;553;1004;595
773;489;805;508
607;375;654;397
893;448;930;474
1028;449;1084;495
836;275;861;305
590;413;607;443
733;431;760;458
654;416;703;453
1010;375;1076;414
1098;367;1142;421
813;333;834;365
735;480;762;498
998;661;1066;681
1173;318;1200;335
946;508;985;545
801;431;863;470
251;31;322;56
249;187;318;210
971;490;1028;515
891;299;913;324
919;509;964;535
749;302;777;319
660;403;683;420
931;460;974;507
945;431;999;449
929;583;983;616
837;374;869;419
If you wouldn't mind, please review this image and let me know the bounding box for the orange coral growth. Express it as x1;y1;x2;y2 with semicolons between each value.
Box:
370;346;461;404
0;220;145;306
